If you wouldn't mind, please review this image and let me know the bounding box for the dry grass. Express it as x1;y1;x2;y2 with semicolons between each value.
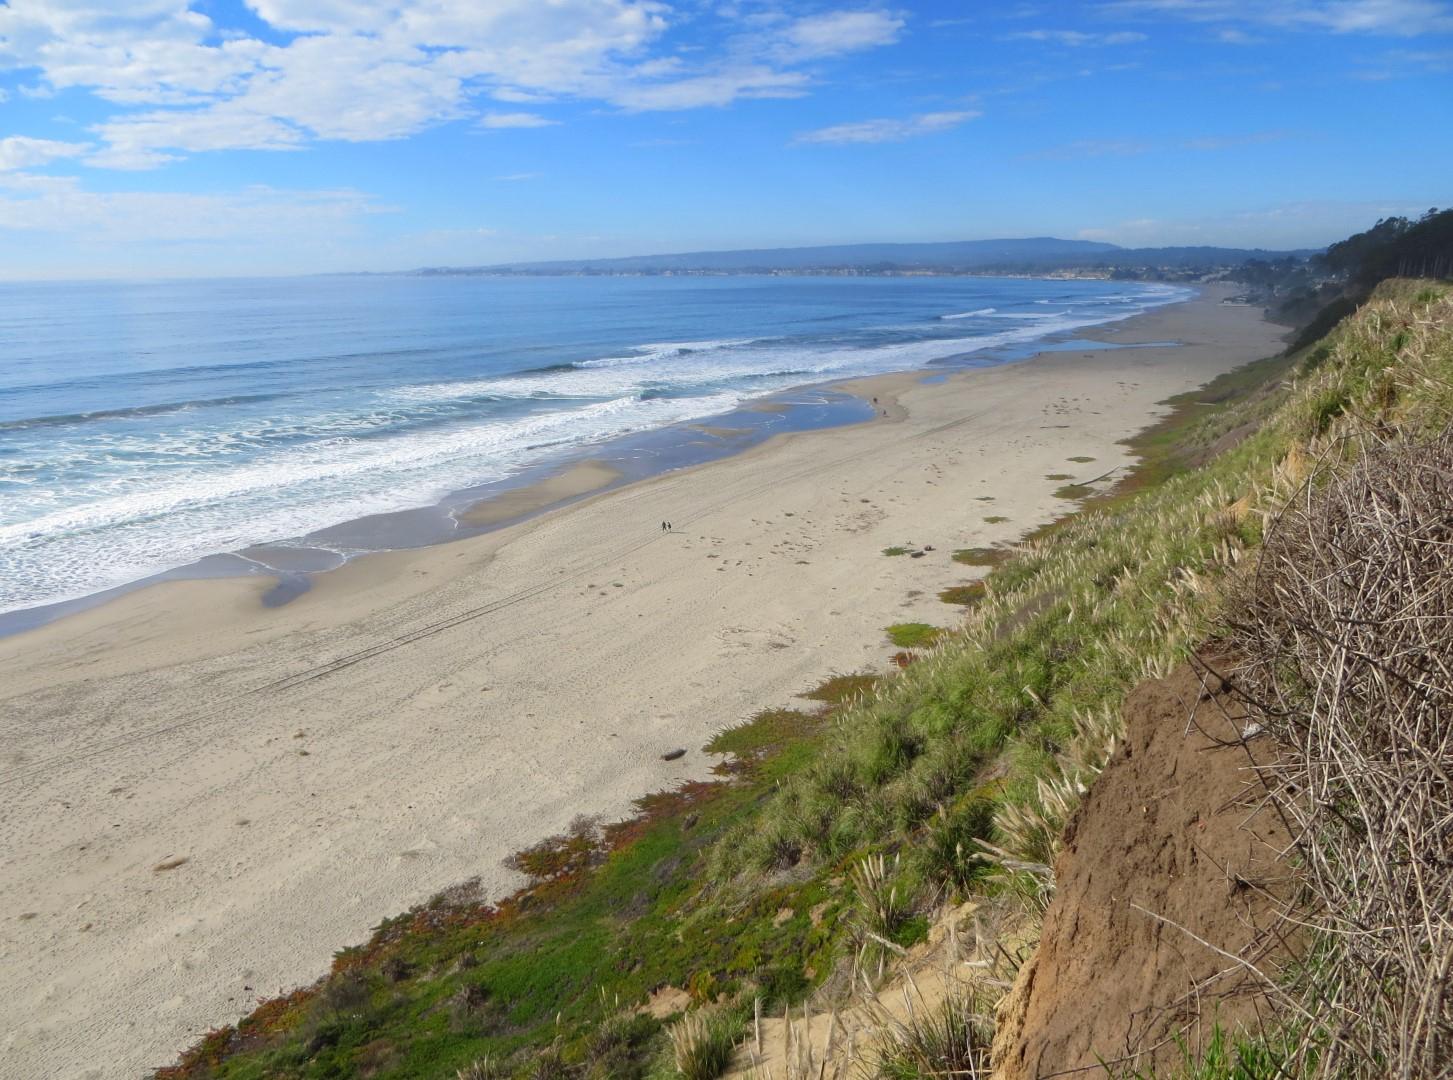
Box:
455;1056;508;1080
1228;427;1453;1079
670;1008;742;1080
737;899;1015;1080
850;853;907;946
857;985;993;1079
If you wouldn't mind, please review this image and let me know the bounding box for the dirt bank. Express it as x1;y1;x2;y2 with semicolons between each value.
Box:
992;660;1293;1078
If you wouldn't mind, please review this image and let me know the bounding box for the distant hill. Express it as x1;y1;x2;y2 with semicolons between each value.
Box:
414;237;1313;276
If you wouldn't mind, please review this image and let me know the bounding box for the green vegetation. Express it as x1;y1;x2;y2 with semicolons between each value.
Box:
1125;1025;1300;1080
861;988;992;1079
1044;473;1073;481
982;515;1008;524
937;582;985;606
1066;455;1096;463
800;673;879;706
950;548;1001;567
1051;483;1094;501
666;1008;744;1080
164;281;1453;1080
884;623;944;649
881;546;909;557
1273;208;1452;352
158;693;849;1080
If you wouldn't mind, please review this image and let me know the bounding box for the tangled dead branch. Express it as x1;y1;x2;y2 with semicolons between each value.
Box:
1228;426;1453;1079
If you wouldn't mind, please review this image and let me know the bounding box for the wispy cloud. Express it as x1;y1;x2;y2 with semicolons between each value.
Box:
0;136;91;171
795;110;981;145
1213;27;1267;43
480;112;559;129
1182;130;1293;150
608;67;811;110
0;174;384;244
1028;130;1294;159
1024;138;1153;160
1356;46;1453;75
1004;29;1149;45
1101;1;1453;36
773;10;905;60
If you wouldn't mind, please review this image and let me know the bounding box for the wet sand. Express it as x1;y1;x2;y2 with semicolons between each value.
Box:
0;285;1284;1078
457;460;623;527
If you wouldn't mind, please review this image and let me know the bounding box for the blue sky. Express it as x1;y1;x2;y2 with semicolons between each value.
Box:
0;0;1449;278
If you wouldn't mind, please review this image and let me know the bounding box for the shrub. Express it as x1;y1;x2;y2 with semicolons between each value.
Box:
849;853;906;944
914;799;996;899
1228;429;1453;1078
861;988;991;1079
668;1008;741;1080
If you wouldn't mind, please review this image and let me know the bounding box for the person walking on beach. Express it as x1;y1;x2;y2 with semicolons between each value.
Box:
661;521;668;532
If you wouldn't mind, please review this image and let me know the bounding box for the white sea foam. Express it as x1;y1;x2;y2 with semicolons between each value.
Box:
0;390;742;613
575;338;754;368
0;280;1195;615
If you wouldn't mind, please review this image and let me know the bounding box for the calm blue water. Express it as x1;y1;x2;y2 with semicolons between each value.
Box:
0;274;1190;615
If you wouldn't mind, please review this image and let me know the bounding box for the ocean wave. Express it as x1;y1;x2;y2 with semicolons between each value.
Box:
0;393;288;431
0;278;1192;615
575;338;754;369
0;390;745;613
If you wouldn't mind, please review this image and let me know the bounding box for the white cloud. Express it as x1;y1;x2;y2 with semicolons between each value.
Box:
775;10;905;59
0;2;906;169
1102;1;1453;36
480;111;560;129
90;106;305;170
490;87;558;104
246;0;404;35
1005;29;1149;45
0;136;92;170
795;110;981;145
610;65;809;109
0;2;270;106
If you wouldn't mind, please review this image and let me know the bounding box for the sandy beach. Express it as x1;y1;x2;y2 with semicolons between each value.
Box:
0;286;1284;1078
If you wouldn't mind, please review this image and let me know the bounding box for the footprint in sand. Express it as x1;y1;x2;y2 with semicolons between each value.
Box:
716;626;795;653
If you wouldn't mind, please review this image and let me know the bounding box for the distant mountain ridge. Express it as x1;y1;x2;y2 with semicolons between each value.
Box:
415;237;1313;276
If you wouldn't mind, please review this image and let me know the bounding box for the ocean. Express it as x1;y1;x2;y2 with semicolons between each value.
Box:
0;273;1190;620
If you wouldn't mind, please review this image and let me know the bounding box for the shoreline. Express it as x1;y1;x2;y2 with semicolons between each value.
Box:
0;285;1285;1078
0;284;1185;639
